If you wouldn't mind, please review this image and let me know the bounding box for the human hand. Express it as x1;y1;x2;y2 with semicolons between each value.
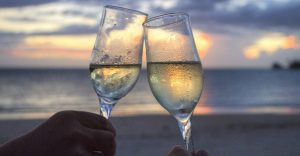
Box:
0;110;116;156
168;145;208;156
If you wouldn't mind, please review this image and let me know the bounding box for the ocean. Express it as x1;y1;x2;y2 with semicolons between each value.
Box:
0;69;300;119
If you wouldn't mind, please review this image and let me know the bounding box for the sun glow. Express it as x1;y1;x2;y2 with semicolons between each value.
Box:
145;28;212;61
193;30;213;59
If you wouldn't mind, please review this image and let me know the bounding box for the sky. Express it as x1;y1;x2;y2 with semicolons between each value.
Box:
0;0;299;68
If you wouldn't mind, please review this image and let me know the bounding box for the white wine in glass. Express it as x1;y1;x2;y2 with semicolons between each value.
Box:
90;5;147;118
144;13;204;152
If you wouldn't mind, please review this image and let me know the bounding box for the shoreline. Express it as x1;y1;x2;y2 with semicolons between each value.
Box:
1;104;300;120
1;114;300;156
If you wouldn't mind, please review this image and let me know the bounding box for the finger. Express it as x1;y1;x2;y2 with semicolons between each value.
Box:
196;150;208;156
168;145;190;156
71;111;116;135
83;128;116;156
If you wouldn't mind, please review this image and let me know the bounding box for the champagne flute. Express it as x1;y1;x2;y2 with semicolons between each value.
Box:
144;13;204;152
90;5;148;118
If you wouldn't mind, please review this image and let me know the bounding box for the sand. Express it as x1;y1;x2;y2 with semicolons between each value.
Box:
1;114;300;156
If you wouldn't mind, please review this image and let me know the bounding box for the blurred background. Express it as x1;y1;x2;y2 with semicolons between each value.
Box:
1;0;300;156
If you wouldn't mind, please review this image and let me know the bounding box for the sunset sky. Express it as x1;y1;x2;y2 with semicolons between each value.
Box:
0;0;299;68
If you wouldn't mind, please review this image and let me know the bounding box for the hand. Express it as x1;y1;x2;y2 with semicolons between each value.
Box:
168;145;208;156
0;110;116;156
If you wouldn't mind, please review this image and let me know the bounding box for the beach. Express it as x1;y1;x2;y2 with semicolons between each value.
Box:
1;114;300;156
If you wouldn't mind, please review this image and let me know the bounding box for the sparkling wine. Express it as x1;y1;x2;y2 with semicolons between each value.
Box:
90;64;141;100
147;61;203;122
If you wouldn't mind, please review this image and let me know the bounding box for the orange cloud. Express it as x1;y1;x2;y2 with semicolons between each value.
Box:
10;29;212;63
193;30;213;59
244;33;300;59
10;35;95;60
283;35;298;49
11;49;88;60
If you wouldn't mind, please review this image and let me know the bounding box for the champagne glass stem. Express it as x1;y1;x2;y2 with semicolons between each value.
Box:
177;119;194;153
99;97;117;119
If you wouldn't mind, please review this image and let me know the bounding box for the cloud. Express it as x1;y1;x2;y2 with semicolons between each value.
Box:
244;33;300;59
0;0;147;35
10;49;88;60
0;2;99;34
0;0;148;35
209;1;300;29
8;34;94;60
2;0;300;35
0;0;58;7
146;0;300;33
32;24;98;35
150;0;226;12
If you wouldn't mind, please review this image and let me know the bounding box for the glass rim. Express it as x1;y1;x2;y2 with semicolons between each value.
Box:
143;12;189;28
104;5;148;16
